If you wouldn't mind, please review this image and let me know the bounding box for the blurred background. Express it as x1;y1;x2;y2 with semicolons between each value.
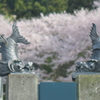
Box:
0;0;100;82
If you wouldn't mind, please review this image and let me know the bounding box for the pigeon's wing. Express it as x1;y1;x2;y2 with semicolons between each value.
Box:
9;23;30;44
90;23;99;44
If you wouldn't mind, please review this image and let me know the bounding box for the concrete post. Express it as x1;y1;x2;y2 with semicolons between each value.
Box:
76;73;100;100
6;73;38;100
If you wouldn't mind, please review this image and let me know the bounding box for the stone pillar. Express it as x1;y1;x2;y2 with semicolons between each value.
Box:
0;77;3;100
6;73;38;100
76;73;100;100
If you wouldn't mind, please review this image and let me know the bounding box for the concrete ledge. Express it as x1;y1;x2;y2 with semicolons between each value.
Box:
76;74;100;100
6;73;38;100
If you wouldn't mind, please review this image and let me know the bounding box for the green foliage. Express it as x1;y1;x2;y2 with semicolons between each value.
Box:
41;57;53;73
33;2;46;16
67;0;98;13
40;55;75;81
0;0;99;19
41;0;68;14
49;61;75;81
41;65;53;73
0;0;8;15
0;0;68;19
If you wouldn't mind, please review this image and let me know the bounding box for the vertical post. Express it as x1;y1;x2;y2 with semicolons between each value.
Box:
0;77;3;100
76;74;100;100
6;73;38;100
